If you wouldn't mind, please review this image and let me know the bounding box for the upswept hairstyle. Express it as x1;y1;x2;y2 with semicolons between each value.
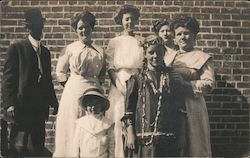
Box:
171;16;200;35
114;5;140;25
71;10;96;31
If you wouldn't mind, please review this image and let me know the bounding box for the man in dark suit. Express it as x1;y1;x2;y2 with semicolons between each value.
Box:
2;8;58;157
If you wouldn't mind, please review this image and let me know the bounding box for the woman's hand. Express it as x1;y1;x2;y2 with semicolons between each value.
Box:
126;125;135;150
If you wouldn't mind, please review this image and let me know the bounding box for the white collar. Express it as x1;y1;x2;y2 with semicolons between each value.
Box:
28;34;40;48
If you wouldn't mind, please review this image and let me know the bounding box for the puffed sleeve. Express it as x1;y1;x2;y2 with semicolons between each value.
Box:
191;58;215;96
106;39;115;70
56;47;69;82
107;123;115;158
2;43;19;109
71;122;81;157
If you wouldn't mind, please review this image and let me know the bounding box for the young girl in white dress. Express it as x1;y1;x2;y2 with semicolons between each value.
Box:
71;88;114;158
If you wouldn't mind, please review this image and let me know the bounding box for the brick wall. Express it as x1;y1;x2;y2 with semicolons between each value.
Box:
1;0;249;157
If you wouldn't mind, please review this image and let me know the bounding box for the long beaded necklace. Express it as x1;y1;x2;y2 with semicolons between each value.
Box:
140;67;169;146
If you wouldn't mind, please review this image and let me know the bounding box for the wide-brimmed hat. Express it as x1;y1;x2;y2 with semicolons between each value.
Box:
114;5;140;25
80;88;110;111
24;8;46;25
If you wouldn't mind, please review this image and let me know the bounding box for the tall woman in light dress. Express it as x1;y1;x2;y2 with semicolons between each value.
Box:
53;11;105;157
166;16;215;157
105;5;144;157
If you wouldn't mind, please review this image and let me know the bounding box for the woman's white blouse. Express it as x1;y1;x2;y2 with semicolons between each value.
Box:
56;41;104;82
106;35;144;71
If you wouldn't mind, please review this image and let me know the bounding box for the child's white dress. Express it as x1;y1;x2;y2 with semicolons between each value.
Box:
71;115;115;158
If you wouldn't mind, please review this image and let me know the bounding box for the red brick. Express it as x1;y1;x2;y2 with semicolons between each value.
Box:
212;14;231;20
237;83;250;88
161;6;180;12
214;2;225;6
225;2;235;7
221;8;241;14
223;62;241;68
136;1;144;5
242;8;250;14
155;1;163;5
181;7;200;13
222;21;241;27
64;6;83;12
213;28;231;33
164;1;172;5
243;48;250;54
228;42;238;47
236;1;250;7
173;1;183;6
103;6;117;12
223;48;241;54
52;7;63;12
20;1;30;5
232;14;250;20
183;1;194;6
233;69;250;74
233;28;250;34
142;6;160;12
202;34;221;40
223;35;241;40
145;1;154;5
201;8;220;13
203;21;220;27
238;42;250;47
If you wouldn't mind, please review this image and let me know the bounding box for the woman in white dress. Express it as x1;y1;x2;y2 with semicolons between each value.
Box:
105;5;144;158
53;11;105;157
166;16;214;157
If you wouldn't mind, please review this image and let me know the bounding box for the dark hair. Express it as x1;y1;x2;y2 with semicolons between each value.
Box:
171;16;200;35
71;11;96;31
114;5;140;25
140;34;165;51
152;19;171;33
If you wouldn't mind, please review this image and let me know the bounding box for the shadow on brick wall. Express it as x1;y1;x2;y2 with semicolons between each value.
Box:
209;74;249;157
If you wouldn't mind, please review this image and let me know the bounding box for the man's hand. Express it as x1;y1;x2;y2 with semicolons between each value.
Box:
3;106;15;123
7;106;15;118
52;106;58;115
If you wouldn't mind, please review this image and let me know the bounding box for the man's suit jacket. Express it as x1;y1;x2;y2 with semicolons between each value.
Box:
2;39;58;125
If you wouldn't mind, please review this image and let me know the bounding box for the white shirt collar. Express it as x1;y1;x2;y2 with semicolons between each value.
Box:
28;34;40;48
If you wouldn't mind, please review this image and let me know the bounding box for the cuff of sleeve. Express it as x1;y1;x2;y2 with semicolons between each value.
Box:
120;112;133;122
57;74;67;82
191;81;202;97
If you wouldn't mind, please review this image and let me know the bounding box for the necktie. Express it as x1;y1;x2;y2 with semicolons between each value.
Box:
36;44;43;82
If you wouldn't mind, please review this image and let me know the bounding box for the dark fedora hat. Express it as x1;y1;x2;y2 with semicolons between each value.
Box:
24;8;46;24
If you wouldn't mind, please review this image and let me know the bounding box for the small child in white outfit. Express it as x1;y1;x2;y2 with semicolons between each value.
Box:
71;88;115;158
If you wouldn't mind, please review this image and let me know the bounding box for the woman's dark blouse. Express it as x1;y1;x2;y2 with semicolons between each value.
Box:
124;67;182;145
